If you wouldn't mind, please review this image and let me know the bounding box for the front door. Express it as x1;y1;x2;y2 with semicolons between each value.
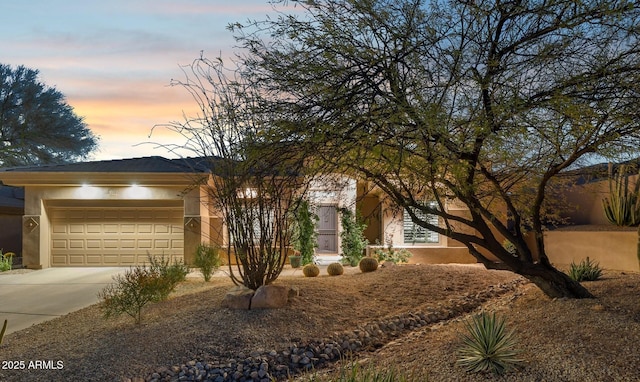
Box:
316;205;338;253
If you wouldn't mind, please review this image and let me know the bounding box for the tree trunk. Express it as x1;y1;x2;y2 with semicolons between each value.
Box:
517;262;594;299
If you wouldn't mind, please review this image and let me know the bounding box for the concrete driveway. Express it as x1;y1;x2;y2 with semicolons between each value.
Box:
0;268;124;335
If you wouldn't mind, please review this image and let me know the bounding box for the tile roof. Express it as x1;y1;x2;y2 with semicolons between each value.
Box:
0;156;214;173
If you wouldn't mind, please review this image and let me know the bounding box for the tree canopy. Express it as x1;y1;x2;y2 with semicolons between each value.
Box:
230;0;640;298
0;64;97;167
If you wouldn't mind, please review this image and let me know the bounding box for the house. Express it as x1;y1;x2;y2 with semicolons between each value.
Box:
0;155;478;269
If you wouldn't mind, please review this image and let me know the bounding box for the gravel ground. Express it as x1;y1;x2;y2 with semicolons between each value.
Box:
0;264;639;381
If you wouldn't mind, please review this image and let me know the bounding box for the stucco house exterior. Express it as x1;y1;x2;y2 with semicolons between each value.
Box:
0;155;480;268
0;156;363;268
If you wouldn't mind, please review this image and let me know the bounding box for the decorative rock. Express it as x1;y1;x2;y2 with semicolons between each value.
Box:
251;284;291;309
221;285;255;310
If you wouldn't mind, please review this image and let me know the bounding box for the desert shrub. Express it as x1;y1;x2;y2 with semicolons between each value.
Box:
98;266;171;324
339;208;368;266
194;244;222;282
568;257;603;282
372;241;412;264
358;257;379;273
303;263;320;277
457;311;522;375
147;254;190;299
327;262;344;276
0;251;12;272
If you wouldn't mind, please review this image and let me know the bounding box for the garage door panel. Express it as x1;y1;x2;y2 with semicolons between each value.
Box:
50;206;184;266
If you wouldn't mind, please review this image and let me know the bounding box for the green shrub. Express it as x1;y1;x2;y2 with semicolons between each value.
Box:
568;257;603;281
339;208;368;266
457;311;522;375
293;199;319;265
98;266;171;324
147;254;189;299
372;241;412;264
0;251;13;272
194;244;222;282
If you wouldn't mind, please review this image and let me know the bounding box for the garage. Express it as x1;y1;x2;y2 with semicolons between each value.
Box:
48;201;184;267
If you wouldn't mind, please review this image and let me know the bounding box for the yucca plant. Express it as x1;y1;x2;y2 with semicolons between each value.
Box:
568;257;603;282
602;165;640;226
457;311;522;375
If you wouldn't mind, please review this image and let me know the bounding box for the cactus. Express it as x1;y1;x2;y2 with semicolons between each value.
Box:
0;319;7;345
327;262;344;276
302;263;320;277
602;165;640;226
359;257;379;273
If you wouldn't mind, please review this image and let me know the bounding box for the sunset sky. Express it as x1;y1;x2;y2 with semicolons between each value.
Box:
0;1;281;160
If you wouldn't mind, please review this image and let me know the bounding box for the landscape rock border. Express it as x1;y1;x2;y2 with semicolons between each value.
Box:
142;279;526;382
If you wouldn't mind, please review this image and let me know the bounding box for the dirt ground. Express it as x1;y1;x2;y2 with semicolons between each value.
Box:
1;264;639;381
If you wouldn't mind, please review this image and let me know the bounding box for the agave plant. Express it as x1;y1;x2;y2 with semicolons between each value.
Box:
568;257;603;282
457;311;523;375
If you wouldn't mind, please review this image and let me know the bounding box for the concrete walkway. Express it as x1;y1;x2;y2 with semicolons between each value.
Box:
0;268;124;335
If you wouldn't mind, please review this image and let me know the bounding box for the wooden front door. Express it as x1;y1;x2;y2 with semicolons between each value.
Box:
316;205;338;253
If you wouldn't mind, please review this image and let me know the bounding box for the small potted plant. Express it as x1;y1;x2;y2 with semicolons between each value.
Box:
288;250;302;268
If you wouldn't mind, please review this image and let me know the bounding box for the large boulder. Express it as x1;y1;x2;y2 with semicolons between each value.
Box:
251;284;291;309
221;285;255;310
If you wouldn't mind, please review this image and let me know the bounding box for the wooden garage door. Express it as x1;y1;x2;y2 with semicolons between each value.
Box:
50;206;184;266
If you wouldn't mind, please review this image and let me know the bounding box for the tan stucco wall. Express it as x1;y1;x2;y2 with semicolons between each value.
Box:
545;230;639;272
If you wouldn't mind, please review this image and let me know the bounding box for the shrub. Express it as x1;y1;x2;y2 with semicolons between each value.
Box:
194;244;222;282
147;254;190;299
303;263;320;277
372;241;412;264
339;208;368;266
293;199;319;265
98;266;171;324
457;311;522;375
327;262;344;276
568;257;603;282
0;251;13;272
358;257;379;273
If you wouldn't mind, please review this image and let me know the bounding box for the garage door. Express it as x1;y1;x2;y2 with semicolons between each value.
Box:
49;204;184;266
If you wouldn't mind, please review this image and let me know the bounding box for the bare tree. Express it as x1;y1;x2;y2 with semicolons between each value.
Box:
158;56;307;290
230;0;640;298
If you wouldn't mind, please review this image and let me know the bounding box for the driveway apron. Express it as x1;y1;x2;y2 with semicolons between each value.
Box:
0;268;124;335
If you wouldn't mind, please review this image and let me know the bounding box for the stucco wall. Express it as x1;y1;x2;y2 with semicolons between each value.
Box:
544;229;639;272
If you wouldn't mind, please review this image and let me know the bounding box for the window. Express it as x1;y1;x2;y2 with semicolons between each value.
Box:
403;202;439;244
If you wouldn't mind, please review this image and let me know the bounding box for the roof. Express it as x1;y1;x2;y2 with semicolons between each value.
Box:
0;156;218;186
0;156;214;174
